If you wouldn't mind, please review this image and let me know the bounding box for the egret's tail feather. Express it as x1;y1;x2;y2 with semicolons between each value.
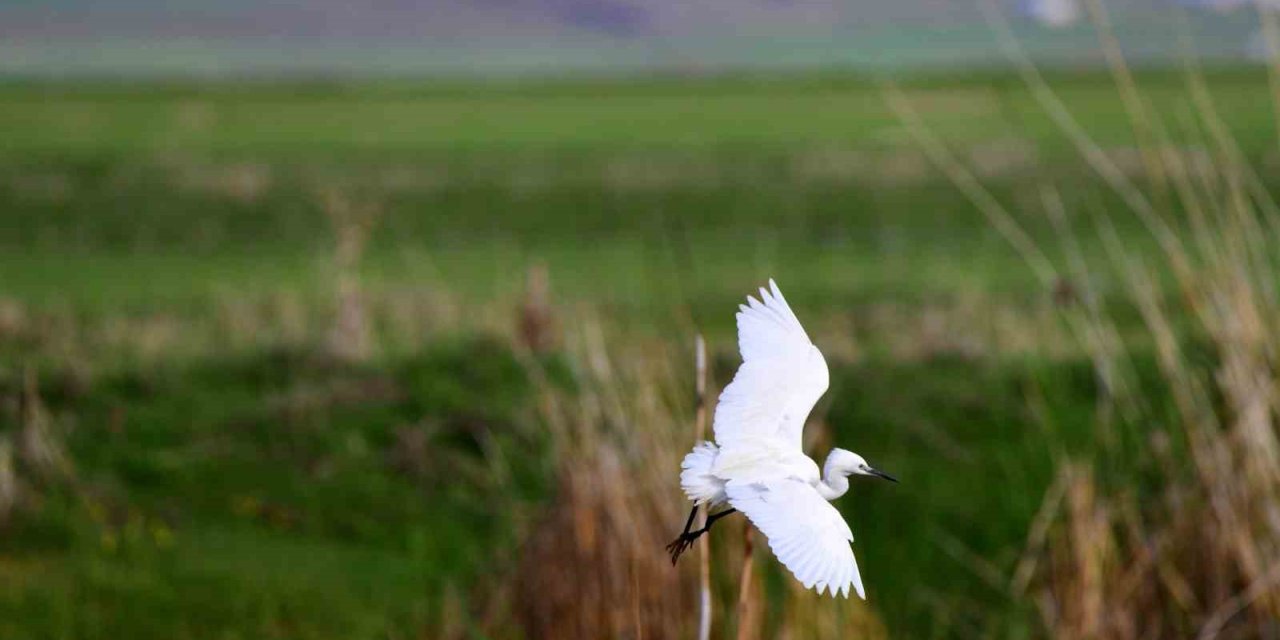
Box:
680;441;724;505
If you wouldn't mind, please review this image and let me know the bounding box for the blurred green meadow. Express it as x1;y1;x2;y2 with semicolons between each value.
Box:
1;67;1278;638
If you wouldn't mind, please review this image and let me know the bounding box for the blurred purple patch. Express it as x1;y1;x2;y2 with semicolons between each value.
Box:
1173;0;1245;10
549;0;651;36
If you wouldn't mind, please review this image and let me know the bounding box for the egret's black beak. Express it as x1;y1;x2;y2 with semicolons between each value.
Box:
868;468;899;483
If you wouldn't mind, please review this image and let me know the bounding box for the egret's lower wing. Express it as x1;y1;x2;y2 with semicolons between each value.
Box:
726;477;864;599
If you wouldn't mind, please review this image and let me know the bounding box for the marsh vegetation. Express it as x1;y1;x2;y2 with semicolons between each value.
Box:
2;66;1280;637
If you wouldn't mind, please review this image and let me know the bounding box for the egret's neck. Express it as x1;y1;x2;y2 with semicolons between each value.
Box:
816;457;850;501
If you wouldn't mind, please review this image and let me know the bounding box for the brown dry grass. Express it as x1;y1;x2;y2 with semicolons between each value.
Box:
898;7;1280;635
1028;187;1280;637
508;316;696;639
0;367;74;529
1038;27;1280;638
485;299;895;639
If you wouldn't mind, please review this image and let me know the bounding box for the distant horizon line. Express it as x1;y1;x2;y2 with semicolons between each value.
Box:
0;20;1261;80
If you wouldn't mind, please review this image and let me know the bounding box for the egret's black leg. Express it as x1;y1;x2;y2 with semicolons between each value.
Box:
665;507;699;564
679;507;698;537
666;508;739;565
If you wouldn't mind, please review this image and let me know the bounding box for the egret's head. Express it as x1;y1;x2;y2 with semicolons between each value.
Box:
827;448;898;483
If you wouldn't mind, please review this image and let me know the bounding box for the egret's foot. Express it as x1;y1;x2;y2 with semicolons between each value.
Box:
666;532;700;565
666;508;737;565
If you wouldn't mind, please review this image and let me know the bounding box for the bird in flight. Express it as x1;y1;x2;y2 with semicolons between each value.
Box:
668;279;896;599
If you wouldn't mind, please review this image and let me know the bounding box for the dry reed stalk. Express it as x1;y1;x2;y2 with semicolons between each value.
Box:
0;367;71;529
321;189;381;363
1262;8;1280;157
18;367;70;481
734;525;758;640
694;334;713;640
1041;186;1142;429
882;84;1058;289
436;583;466;640
0;297;26;341
980;0;1189;276
517;262;556;354
0;435;17;526
1081;0;1170;200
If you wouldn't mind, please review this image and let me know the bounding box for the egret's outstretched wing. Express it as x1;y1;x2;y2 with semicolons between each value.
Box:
713;279;829;449
727;477;864;599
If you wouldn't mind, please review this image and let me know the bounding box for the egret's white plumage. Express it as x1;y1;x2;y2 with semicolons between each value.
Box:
714;281;828;451
676;279;894;600
726;475;861;598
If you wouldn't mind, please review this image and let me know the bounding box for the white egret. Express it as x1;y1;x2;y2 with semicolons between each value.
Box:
668;279;896;600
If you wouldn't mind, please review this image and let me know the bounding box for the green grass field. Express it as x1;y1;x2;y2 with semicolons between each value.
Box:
1;67;1277;638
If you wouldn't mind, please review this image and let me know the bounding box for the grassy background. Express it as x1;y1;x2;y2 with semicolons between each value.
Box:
1;67;1276;638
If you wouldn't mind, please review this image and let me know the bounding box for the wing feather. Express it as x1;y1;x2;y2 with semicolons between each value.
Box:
713;280;829;449
727;477;865;599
